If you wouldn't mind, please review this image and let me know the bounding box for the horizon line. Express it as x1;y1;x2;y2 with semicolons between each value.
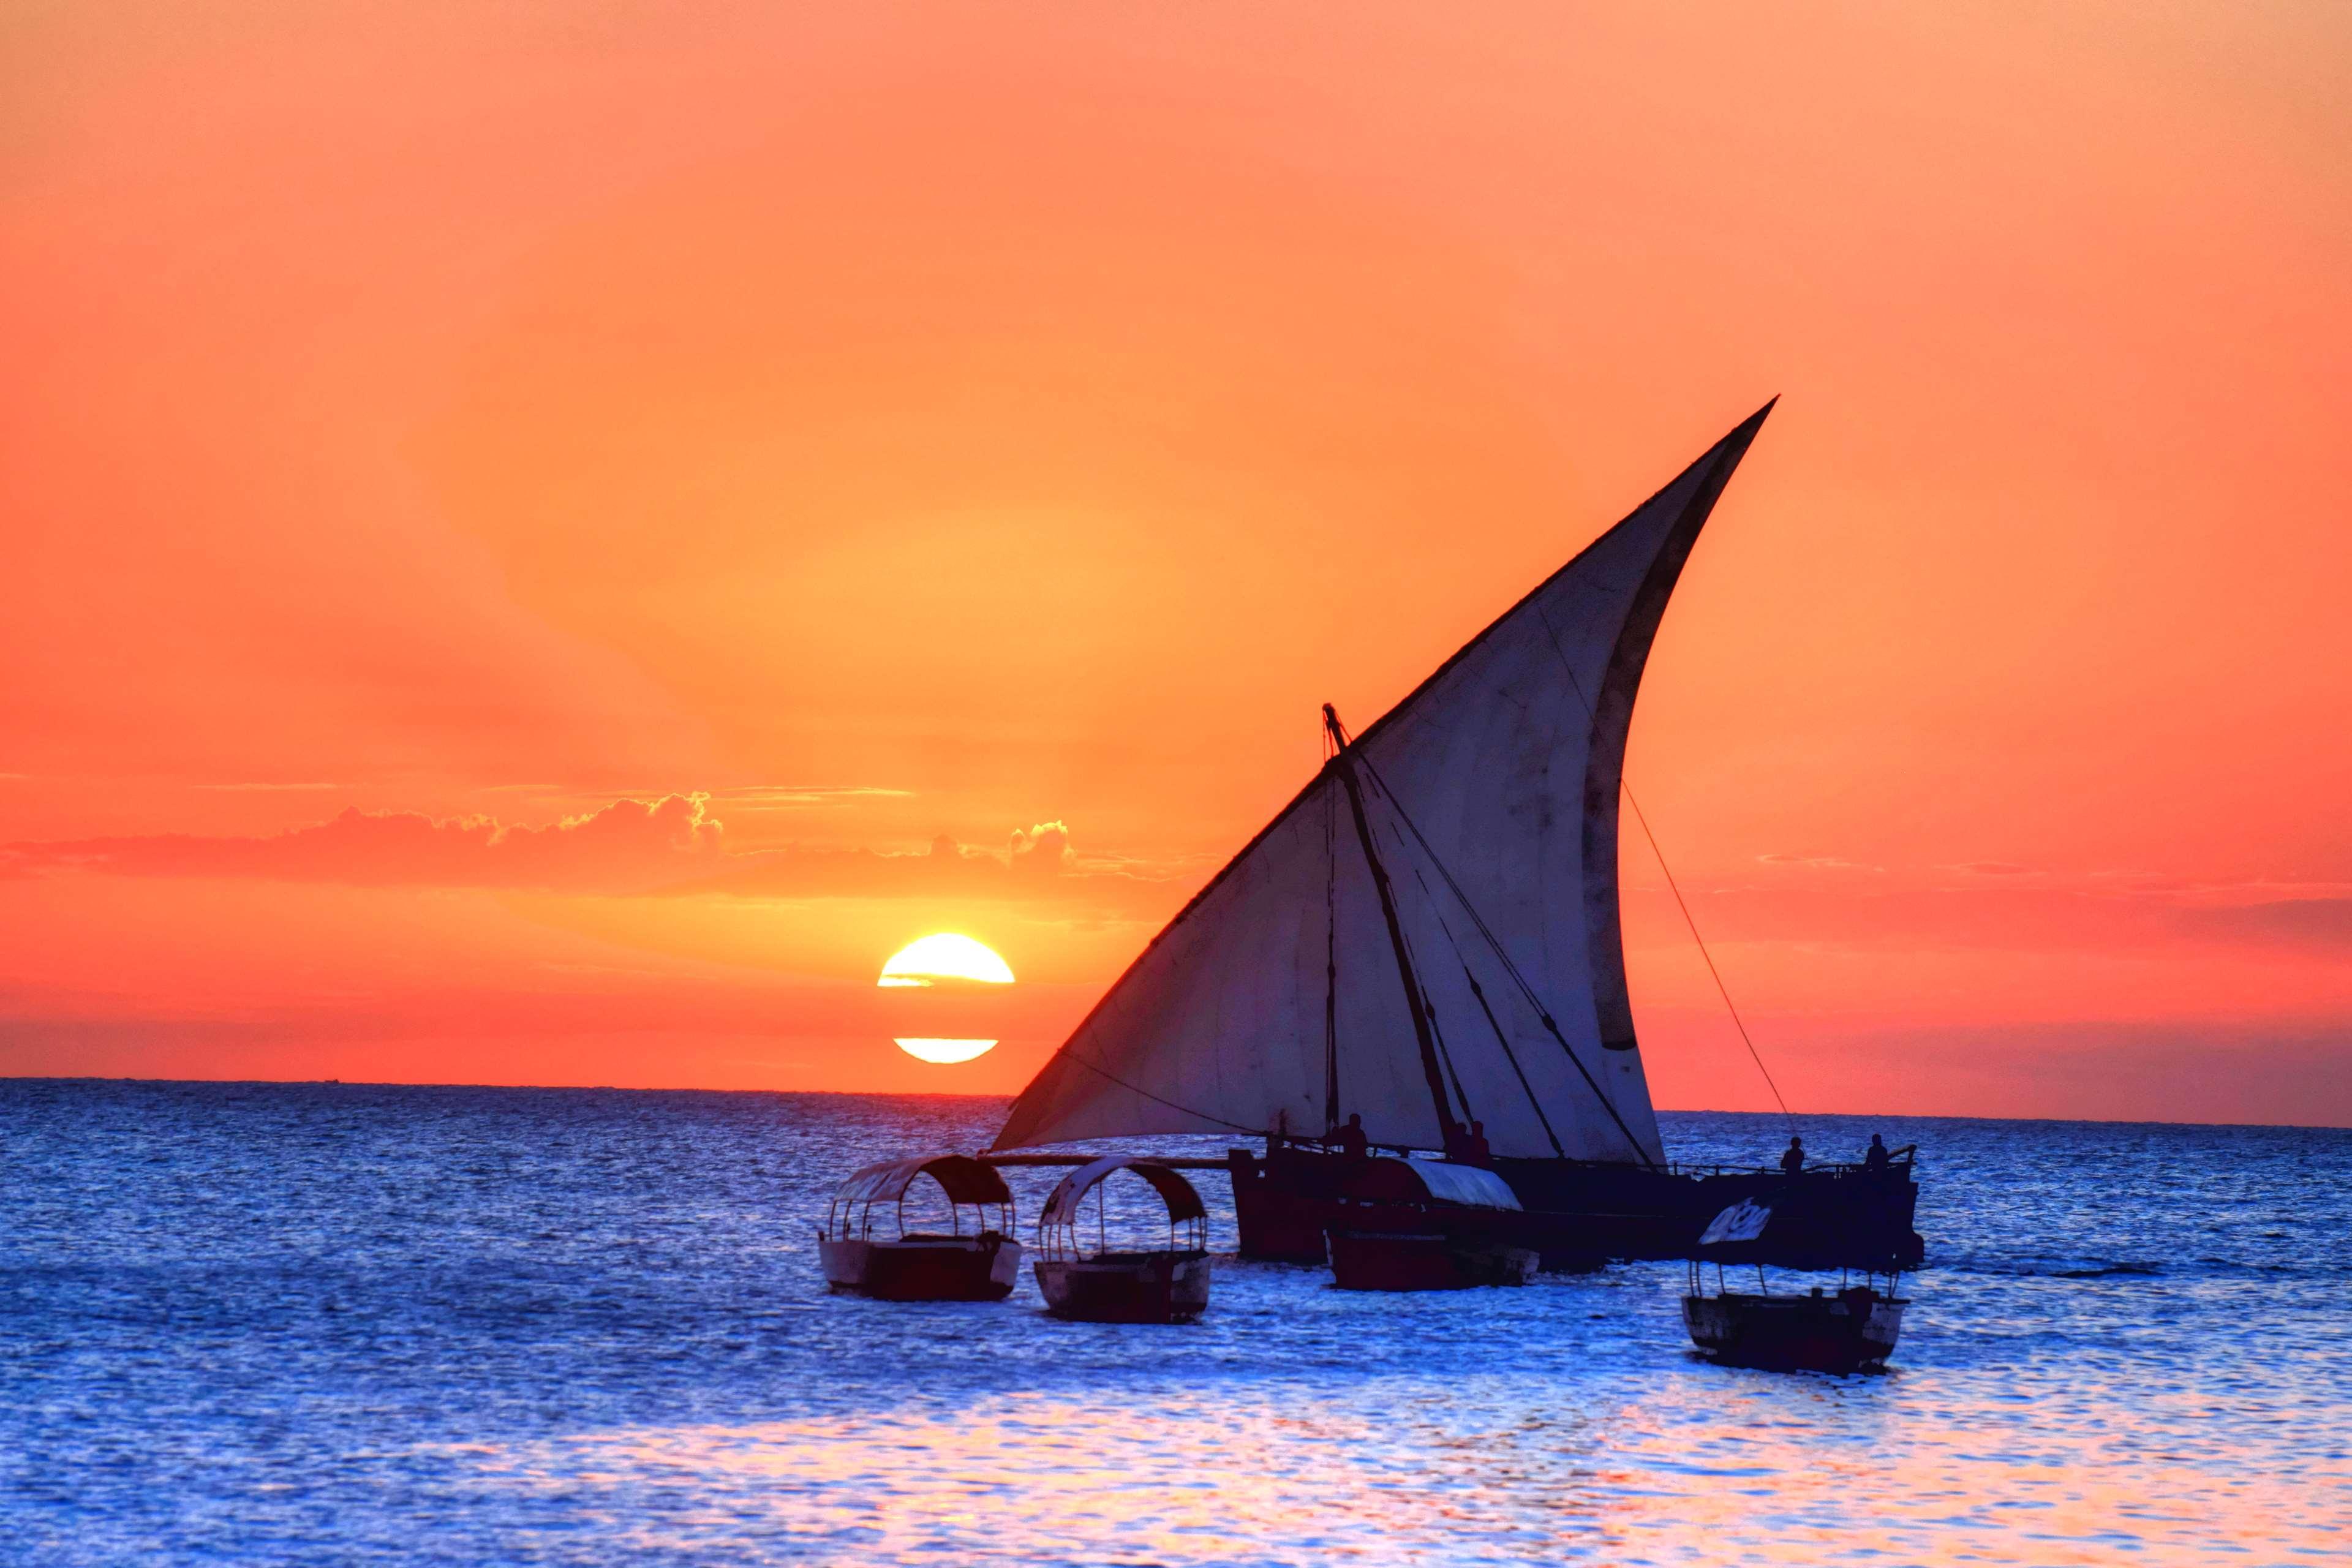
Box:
4;1074;2346;1135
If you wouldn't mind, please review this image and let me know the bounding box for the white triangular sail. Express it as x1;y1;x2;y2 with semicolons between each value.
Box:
992;405;1774;1163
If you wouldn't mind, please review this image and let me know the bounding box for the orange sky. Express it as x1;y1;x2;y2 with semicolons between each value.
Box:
5;1;2350;1125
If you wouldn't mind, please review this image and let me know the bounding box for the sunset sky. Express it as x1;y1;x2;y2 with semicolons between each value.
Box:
6;1;2349;1125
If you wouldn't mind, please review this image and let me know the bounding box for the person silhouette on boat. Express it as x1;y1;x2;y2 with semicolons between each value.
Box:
1463;1120;1493;1166
1335;1113;1369;1162
1864;1133;1891;1174
1780;1135;1806;1178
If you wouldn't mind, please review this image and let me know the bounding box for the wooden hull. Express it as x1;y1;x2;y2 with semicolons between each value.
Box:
1035;1250;1210;1322
1326;1228;1538;1291
1232;1145;1924;1270
819;1234;1022;1302
1228;1146;1349;1263
1682;1288;1905;1371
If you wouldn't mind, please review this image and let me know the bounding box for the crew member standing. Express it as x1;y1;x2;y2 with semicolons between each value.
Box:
1336;1113;1369;1162
1781;1135;1806;1178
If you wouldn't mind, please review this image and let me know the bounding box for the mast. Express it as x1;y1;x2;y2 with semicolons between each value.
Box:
1323;703;1463;1156
1322;767;1341;1136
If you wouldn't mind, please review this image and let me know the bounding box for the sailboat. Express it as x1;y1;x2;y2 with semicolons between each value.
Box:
989;402;1923;1273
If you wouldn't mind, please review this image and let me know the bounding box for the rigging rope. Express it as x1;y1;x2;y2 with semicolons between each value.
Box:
1616;782;1795;1133
1055;1049;1265;1136
1533;611;1797;1135
1372;819;1476;1126
1401;852;1567;1158
1356;754;1657;1166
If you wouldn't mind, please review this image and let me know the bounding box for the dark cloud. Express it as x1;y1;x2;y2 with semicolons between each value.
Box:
0;796;723;894
2;798;1180;915
1756;853;1881;872
692;823;1175;918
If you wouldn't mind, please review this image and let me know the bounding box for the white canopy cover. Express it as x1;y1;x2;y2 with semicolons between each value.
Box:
993;404;1774;1164
1401;1161;1525;1212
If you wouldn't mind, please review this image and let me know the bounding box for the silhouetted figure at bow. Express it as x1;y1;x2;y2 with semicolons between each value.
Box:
1781;1136;1806;1178
1335;1113;1368;1162
1463;1120;1492;1166
1864;1133;1891;1174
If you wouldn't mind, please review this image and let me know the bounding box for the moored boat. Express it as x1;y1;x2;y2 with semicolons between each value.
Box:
1681;1197;1908;1371
1682;1283;1905;1372
1033;1156;1211;1323
818;1154;1022;1302
1325;1156;1537;1290
1235;1139;1919;1270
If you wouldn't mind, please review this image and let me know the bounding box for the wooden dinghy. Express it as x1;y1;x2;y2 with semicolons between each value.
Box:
1681;1197;1907;1371
818;1154;1022;1302
1325;1156;1538;1291
1033;1156;1210;1323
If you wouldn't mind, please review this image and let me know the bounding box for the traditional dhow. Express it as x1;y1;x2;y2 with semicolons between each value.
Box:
1033;1156;1211;1323
1325;1156;1538;1291
1680;1197;1908;1371
987;402;1924;1272
818;1154;1023;1302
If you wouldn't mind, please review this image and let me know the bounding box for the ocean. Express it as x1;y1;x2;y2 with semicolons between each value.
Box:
5;1080;2347;1566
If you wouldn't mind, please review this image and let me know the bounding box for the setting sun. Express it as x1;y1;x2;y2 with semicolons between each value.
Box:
877;935;1016;989
880;935;1012;1065
892;1038;999;1065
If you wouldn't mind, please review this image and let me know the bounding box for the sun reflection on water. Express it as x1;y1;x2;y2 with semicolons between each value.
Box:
429;1376;2350;1566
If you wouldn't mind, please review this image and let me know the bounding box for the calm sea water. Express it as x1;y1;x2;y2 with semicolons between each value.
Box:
5;1081;2348;1566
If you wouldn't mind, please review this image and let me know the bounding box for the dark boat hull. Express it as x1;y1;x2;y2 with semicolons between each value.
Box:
1231;1147;1923;1270
819;1234;1022;1301
1228;1145;1349;1263
1682;1288;1905;1371
1326;1228;1537;1291
1035;1250;1210;1322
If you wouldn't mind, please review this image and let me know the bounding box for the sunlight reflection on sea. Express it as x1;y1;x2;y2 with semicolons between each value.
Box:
429;1332;2350;1566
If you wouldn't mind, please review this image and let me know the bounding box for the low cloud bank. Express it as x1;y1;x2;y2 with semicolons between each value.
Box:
1;795;722;892
1;796;1174;910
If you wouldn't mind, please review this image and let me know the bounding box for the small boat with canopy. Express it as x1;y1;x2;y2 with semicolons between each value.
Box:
1325;1156;1539;1290
1682;1196;1908;1371
818;1154;1022;1302
1033;1156;1211;1322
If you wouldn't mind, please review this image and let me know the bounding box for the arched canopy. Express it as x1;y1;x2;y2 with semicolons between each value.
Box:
1343;1156;1523;1212
1694;1197;1775;1256
832;1154;1011;1209
1039;1156;1207;1228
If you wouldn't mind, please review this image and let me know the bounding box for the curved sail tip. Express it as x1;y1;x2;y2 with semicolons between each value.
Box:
1710;396;1777;457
